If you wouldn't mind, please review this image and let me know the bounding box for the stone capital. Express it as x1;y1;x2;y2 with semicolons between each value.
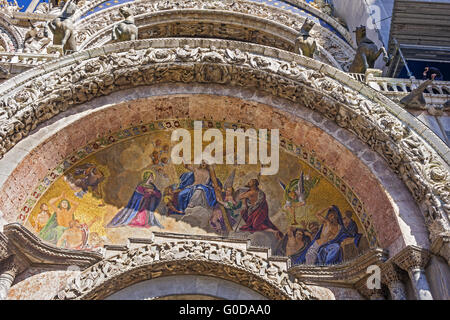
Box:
430;232;450;265
380;261;405;285
0;254;25;276
393;246;431;272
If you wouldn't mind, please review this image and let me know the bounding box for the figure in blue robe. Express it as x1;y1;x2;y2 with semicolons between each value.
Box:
175;164;221;213
107;171;163;228
292;205;358;265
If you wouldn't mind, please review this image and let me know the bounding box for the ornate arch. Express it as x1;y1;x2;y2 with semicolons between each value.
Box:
74;0;354;70
54;240;322;300
80;9;342;70
0;13;22;52
0;38;448;250
76;0;353;45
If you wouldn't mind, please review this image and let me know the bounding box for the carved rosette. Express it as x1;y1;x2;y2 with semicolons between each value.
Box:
54;241;318;300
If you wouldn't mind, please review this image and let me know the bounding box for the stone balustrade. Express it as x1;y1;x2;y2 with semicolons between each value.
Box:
348;72;450;110
368;77;450;97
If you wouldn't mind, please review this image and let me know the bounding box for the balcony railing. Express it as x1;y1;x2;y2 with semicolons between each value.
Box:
349;72;450;109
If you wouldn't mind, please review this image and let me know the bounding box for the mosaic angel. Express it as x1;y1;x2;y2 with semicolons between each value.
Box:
279;171;320;224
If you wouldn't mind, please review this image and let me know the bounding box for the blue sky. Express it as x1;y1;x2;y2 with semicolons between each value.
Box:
9;0;47;11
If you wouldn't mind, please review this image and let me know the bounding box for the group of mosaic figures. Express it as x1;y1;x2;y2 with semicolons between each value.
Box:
24;0;389;74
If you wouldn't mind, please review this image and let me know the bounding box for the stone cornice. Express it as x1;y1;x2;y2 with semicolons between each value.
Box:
288;248;388;285
2;223;103;269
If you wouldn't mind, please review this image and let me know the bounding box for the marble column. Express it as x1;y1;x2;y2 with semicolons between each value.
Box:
381;262;407;300
394;246;433;300
408;267;433;300
0;256;20;300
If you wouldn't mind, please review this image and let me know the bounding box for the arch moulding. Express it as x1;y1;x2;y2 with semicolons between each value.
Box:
0;38;448;256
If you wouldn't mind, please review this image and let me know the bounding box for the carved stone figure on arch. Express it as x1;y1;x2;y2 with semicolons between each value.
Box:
349;25;391;74
112;7;138;43
294;19;318;59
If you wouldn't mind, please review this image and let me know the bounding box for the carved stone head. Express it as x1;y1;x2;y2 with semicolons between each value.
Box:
119;6;133;19
354;25;367;40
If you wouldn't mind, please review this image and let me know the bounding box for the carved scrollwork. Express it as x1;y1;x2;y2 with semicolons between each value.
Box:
55;241;317;300
74;0;354;69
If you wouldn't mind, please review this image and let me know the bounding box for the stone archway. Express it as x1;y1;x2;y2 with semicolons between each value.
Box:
75;0;354;69
0;38;448;252
80;9;343;70
54;239;332;300
104;275;267;300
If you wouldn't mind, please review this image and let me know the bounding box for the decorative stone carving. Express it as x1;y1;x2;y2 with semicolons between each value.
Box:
294;19;317;58
111;7;138;43
380;262;407;300
310;0;334;16
399;80;433;110
0;40;448;244
430;232;450;265
23;20;52;54
393;246;433;300
74;0;355;69
355;276;387;300
0;254;27;300
54;240;317;300
45;8;77;55
349;26;391;74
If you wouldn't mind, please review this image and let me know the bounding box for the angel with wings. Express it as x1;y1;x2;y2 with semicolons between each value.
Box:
211;169;242;232
279;171;320;225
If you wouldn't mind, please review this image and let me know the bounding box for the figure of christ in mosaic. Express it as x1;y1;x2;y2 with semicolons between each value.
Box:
107;171;164;228
175;161;219;213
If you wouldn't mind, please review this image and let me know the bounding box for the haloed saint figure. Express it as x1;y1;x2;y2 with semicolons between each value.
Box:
107;171;164;229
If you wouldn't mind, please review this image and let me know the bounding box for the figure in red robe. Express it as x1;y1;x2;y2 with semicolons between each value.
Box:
238;179;282;239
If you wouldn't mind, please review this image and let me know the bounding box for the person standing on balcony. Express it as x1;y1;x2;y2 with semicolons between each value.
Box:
423;66;443;81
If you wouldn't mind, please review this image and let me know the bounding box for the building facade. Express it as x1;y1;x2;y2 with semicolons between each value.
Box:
0;0;449;300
